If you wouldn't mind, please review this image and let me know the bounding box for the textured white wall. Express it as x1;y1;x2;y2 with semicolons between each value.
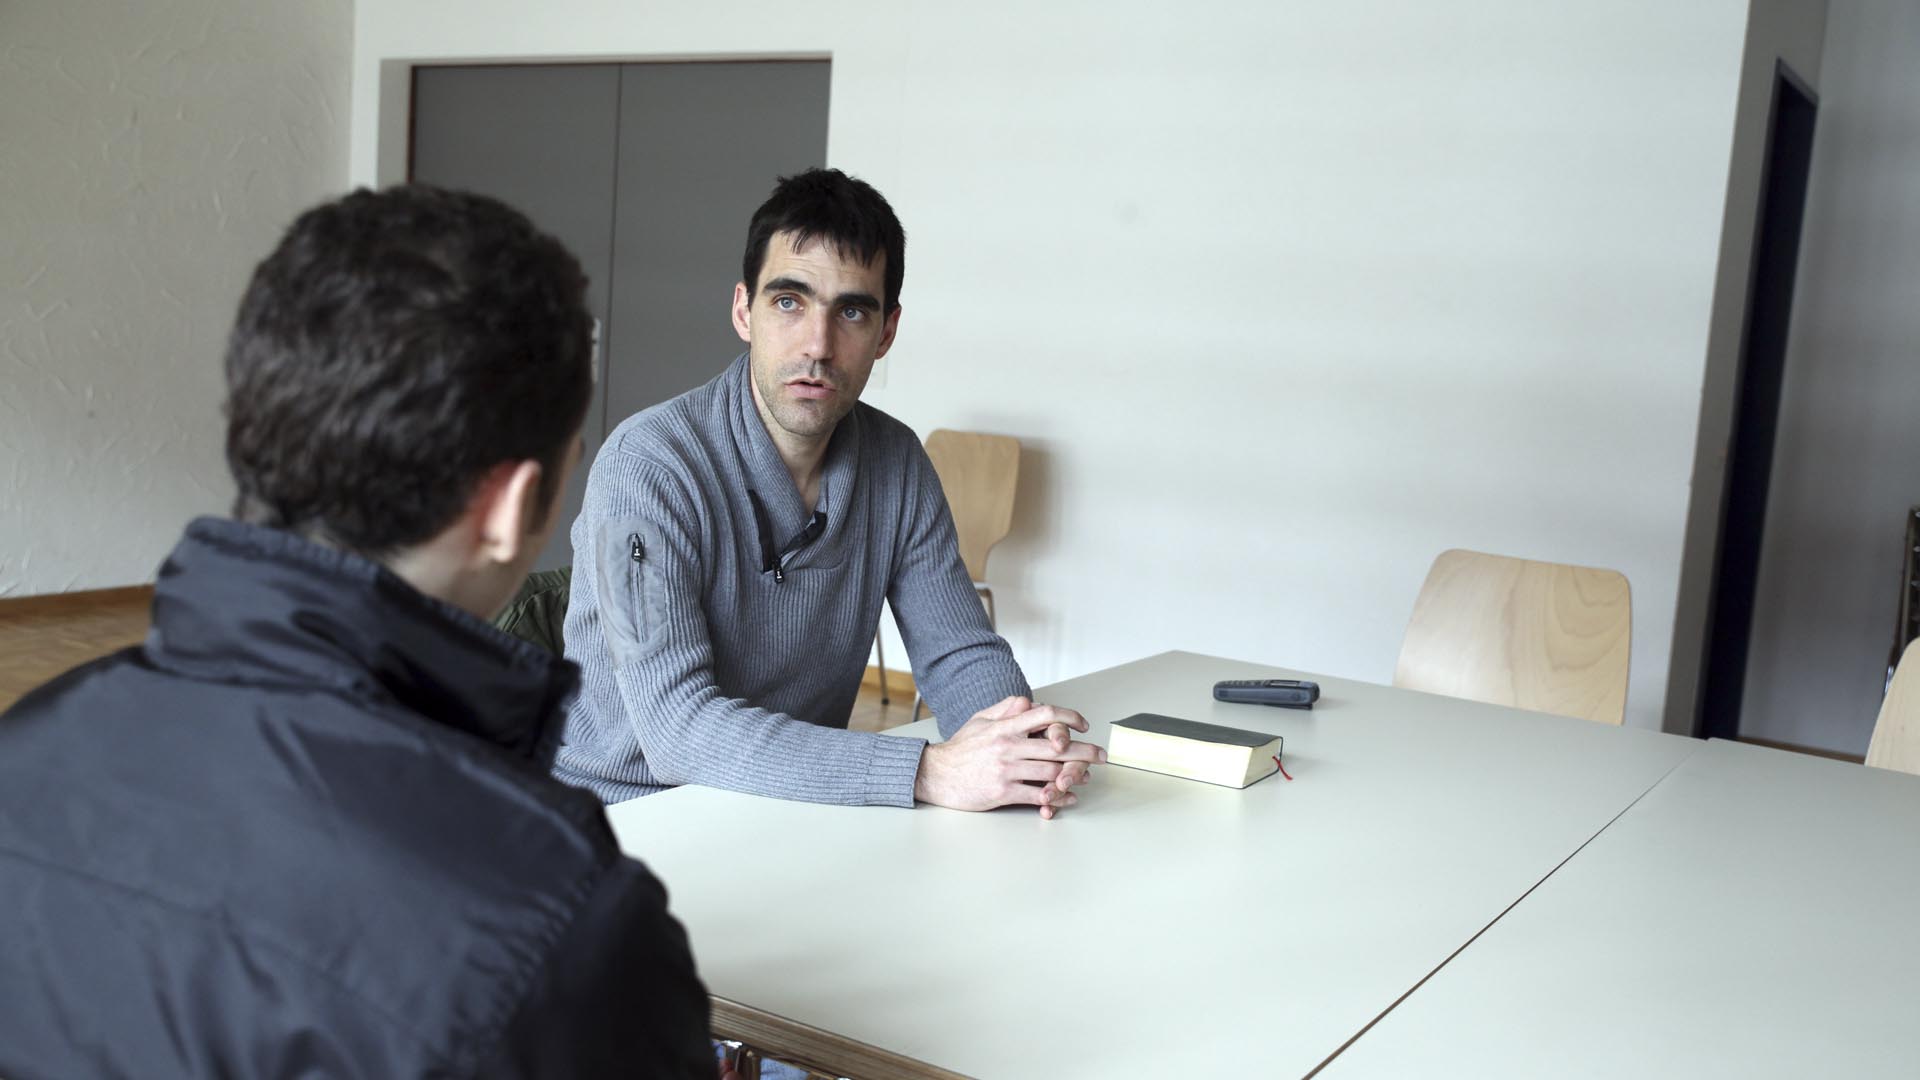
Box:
0;0;352;596
1741;0;1920;755
352;1;1750;729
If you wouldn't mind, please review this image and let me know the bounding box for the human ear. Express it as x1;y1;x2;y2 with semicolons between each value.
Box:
731;282;753;343
476;459;545;567
873;304;902;359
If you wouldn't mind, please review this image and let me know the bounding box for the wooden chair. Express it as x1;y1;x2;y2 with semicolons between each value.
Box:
1867;641;1920;776
924;429;1021;628
876;429;1020;719
1394;549;1632;725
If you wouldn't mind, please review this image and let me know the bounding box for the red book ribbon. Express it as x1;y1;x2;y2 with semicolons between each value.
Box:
1273;754;1293;781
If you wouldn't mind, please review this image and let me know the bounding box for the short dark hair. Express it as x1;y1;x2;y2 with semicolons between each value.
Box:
742;168;906;312
224;185;593;557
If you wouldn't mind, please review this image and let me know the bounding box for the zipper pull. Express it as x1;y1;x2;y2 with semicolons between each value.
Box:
772;564;786;584
629;533;644;562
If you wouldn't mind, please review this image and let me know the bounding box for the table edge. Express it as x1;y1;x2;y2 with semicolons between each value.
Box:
713;995;973;1080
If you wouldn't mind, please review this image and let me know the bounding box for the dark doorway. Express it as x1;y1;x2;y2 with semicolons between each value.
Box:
1697;62;1819;740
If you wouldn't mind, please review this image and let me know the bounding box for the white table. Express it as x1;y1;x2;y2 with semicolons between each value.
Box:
1318;737;1920;1079
607;651;1698;1079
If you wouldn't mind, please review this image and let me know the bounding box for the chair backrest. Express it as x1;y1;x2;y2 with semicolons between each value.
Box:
1867;642;1920;776
924;429;1020;582
1394;548;1632;725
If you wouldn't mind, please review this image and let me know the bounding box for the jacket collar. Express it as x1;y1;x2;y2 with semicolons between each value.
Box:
720;352;862;549
144;518;579;764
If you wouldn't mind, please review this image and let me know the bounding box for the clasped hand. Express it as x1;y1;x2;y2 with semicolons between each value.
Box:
913;696;1106;819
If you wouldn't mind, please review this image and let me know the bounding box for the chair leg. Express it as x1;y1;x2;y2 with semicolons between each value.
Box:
873;633;890;706
718;1041;761;1080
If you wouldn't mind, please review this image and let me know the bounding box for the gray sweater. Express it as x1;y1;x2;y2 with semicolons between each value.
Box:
554;354;1029;806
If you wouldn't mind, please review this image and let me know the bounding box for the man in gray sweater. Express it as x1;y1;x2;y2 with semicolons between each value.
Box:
557;168;1104;816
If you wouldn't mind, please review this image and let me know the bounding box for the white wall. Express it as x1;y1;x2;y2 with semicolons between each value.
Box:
351;1;1754;729
1740;0;1920;756
0;0;352;596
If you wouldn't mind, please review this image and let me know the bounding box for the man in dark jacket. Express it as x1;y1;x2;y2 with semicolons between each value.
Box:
0;187;715;1077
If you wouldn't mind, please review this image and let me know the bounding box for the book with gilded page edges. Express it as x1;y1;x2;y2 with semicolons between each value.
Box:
1106;713;1283;789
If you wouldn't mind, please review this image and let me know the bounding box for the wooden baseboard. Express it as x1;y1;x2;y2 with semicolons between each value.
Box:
0;585;154;618
862;664;914;697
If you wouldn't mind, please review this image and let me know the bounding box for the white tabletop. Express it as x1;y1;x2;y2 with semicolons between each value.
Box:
607;650;1699;1079
1319;737;1920;1079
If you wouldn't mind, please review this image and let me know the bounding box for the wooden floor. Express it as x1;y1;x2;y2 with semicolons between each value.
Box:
847;677;917;733
0;587;915;732
0;587;153;712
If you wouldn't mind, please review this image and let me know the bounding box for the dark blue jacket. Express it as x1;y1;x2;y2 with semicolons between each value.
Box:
0;519;712;1078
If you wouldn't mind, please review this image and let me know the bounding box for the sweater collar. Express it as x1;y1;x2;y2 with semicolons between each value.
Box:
143;518;579;764
721;352;862;536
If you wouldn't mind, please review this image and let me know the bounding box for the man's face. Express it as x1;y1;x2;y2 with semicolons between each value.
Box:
734;231;900;445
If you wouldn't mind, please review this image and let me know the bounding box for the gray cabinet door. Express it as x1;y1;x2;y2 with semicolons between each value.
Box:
410;64;621;571
604;61;831;430
407;60;829;571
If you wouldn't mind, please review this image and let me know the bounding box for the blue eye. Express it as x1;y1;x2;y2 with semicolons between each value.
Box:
842;307;865;322
774;296;799;311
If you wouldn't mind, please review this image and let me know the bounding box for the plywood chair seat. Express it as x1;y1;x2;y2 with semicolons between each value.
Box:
1394;548;1632;725
1867;642;1920;776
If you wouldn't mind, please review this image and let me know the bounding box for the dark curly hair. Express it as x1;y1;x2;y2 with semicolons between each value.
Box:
742;168;906;312
223;186;593;557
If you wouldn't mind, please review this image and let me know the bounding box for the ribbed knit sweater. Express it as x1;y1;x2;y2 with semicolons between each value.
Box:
554;354;1030;806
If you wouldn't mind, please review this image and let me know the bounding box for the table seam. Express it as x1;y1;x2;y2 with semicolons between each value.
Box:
1298;741;1703;1079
